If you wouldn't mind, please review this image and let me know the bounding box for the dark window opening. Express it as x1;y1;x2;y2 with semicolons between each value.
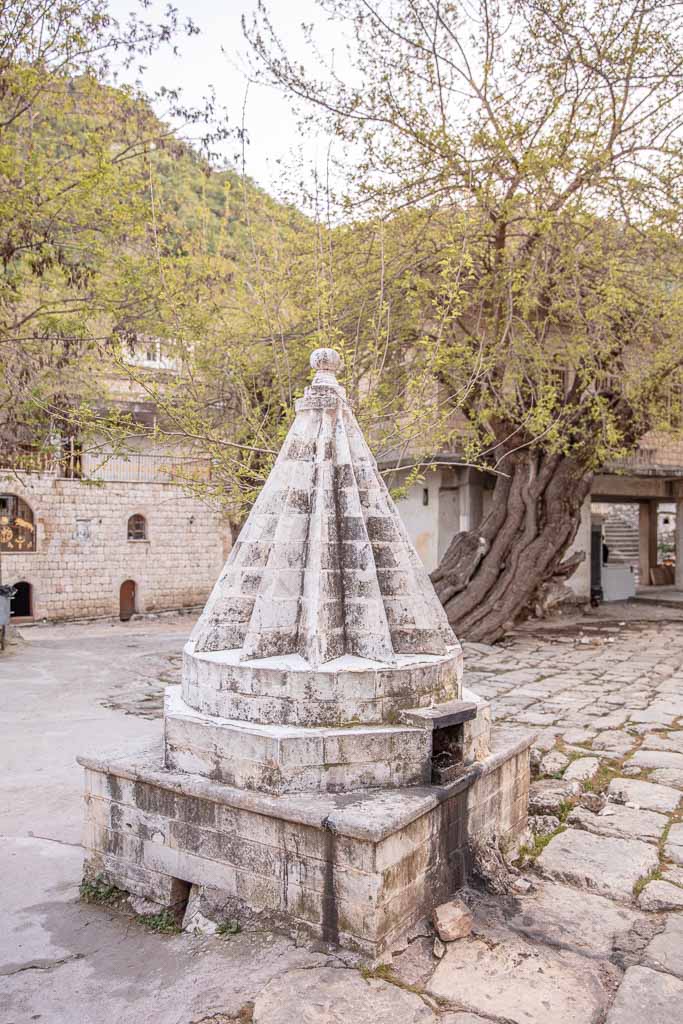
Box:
169;878;192;925
11;581;32;618
0;495;36;552
431;723;465;785
422;488;429;506
127;514;147;541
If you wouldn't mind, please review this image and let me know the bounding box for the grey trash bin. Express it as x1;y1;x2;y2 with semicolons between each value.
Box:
0;585;16;627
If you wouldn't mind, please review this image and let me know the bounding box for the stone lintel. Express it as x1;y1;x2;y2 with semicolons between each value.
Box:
400;700;478;729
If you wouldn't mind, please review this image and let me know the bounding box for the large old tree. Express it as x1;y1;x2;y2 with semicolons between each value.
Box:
247;0;683;640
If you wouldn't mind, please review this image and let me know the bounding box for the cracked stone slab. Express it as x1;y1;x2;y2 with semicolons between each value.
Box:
607;777;682;813
643;914;683;979
591;731;635;756
472;881;648;960
252;967;436;1023
536;829;659;901
528;778;580;814
568;804;669;844
606;966;683;1024
426;934;618;1024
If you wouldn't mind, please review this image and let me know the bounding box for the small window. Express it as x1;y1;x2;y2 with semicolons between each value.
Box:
127;514;147;541
0;495;36;551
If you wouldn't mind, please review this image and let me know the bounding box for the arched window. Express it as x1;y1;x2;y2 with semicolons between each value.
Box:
0;495;35;552
127;513;147;541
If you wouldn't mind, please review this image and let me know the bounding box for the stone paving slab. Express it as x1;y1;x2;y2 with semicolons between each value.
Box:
642;914;683;980
441;1015;491;1024
471;881;649;960
568;804;669;844
650;767;683;788
663;821;683;865
528;778;580;814
638;880;683;911
592;731;636;756
536;829;659;901
605;965;683;1023
628;749;683;770
426;935;618;1024
642;732;683;754
564;756;600;782
253;967;436;1024
607;777;682;813
662;864;683;886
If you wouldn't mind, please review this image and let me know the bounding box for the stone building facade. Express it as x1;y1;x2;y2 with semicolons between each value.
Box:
391;431;683;603
1;468;230;622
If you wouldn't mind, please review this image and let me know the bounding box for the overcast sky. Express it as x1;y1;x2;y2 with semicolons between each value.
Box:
107;0;341;195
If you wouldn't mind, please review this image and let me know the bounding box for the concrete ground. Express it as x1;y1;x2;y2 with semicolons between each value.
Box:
2;605;683;1023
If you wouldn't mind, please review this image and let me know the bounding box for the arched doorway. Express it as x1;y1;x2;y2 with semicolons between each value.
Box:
119;580;136;621
11;581;32;618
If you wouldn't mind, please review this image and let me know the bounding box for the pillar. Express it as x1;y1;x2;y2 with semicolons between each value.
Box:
676;497;683;591
639;500;659;586
458;470;484;533
565;495;592;601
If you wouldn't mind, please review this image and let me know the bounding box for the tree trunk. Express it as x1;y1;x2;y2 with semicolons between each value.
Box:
431;449;593;643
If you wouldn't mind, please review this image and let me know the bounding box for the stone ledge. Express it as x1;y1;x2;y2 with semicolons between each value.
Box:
400;699;478;729
78;726;532;845
181;641;462;726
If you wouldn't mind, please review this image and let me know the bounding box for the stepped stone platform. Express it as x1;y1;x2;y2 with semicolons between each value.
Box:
79;348;531;958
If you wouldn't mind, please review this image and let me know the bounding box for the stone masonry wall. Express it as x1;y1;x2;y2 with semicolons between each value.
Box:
1;473;231;621
80;735;529;957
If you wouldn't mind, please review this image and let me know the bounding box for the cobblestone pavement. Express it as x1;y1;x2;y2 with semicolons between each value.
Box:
3;610;683;1023
394;614;683;1024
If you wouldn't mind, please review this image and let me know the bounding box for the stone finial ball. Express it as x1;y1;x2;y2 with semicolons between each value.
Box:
310;348;342;374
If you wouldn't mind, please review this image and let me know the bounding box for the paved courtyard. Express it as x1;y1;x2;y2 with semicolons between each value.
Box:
2;606;683;1023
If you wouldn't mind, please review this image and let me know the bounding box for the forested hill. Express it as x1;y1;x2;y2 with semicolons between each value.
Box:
0;69;307;448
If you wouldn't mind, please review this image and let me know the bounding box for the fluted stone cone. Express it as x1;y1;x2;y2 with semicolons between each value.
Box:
192;348;455;669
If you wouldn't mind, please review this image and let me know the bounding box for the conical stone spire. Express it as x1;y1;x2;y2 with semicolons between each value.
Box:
192;348;455;668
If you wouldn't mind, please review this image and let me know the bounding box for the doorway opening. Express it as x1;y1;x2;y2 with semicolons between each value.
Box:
119;580;136;621
10;581;32;618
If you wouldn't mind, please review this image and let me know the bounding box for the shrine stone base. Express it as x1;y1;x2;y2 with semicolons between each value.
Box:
78;728;531;959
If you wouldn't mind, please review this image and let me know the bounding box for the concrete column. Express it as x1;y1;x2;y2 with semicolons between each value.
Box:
639;500;659;586
676;497;683;591
458;471;484;533
565;496;592;601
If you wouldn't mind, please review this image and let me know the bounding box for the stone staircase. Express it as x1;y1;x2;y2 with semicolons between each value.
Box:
603;509;640;582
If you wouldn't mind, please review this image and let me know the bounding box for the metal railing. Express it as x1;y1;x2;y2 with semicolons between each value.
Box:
80;453;211;483
0;449;211;483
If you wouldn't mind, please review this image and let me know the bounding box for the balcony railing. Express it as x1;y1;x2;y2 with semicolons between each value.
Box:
0;449;211;483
